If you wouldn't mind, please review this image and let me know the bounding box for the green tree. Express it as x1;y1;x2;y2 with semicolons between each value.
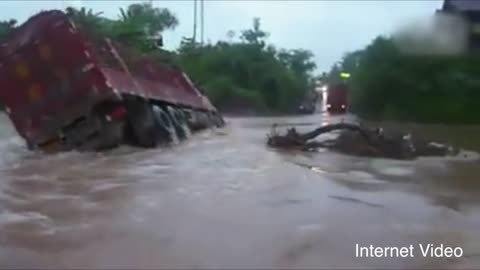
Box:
176;18;316;113
329;34;480;123
113;2;178;51
240;17;269;48
0;19;17;41
66;2;178;53
118;2;178;36
65;7;110;37
278;49;316;76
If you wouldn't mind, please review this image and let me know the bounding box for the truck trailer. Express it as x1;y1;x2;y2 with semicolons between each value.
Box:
0;10;224;152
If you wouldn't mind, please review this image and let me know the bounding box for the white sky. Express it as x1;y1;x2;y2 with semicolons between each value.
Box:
0;0;443;73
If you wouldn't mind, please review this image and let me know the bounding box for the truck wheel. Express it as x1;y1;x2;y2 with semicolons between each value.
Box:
152;105;177;144
124;99;158;148
78;115;124;152
205;112;214;128
27;141;37;151
205;112;216;128
216;113;225;127
211;112;224;128
211;112;223;128
197;111;209;129
92;120;124;151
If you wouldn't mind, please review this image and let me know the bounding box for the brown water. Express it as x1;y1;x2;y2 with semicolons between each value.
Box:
0;113;479;269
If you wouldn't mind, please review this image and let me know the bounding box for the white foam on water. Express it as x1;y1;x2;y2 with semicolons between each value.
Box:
46;222;93;235
12;174;50;182
370;159;415;177
35;193;81;201
378;167;414;177
348;170;375;180
448;150;480;162
37;228;57;236
136;195;160;209
223;181;243;191
296;224;326;235
0;211;50;225
89;182;127;193
0;138;30;168
414;150;480;166
333;170;385;184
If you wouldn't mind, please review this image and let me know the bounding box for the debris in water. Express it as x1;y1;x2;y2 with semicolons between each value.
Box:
328;195;384;208
267;123;460;160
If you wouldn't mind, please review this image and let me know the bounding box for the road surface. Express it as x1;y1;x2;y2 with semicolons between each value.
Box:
0;113;479;269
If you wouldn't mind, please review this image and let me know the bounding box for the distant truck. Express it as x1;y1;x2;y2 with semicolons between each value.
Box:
326;82;348;114
0;10;224;152
297;102;316;114
296;90;319;114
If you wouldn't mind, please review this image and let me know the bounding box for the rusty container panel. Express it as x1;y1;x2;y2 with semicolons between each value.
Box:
0;10;114;144
102;41;211;110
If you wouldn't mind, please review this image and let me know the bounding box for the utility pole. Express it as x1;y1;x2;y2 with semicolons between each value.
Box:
193;0;197;43
200;0;204;45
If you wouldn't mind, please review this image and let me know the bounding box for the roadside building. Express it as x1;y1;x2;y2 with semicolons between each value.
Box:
437;0;480;51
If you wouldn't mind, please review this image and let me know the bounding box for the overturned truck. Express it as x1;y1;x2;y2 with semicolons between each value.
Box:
0;10;224;152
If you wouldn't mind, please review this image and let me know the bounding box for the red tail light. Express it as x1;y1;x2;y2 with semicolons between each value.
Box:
108;106;126;120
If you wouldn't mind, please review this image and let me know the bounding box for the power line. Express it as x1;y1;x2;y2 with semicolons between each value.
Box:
200;0;204;44
193;0;197;42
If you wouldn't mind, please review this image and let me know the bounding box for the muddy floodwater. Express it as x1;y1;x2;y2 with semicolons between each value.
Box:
0;112;479;269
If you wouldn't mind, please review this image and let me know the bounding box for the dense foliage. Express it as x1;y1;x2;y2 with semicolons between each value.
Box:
176;20;316;113
328;35;480;124
0;3;316;114
0;19;16;41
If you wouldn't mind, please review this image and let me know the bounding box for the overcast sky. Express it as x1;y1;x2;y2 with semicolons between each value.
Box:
0;0;443;73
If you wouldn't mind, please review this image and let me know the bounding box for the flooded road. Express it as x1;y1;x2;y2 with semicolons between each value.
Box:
0;113;479;269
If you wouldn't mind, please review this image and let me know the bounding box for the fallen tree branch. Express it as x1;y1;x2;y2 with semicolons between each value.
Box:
267;122;458;160
267;123;375;148
299;123;374;145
